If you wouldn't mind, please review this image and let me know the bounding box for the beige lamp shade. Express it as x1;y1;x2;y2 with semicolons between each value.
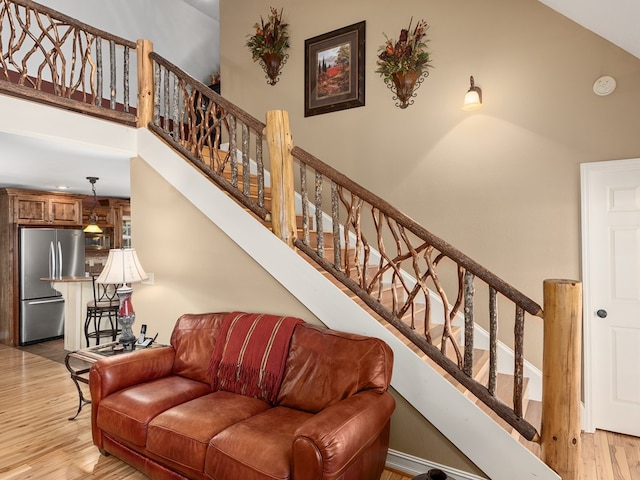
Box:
83;222;103;233
96;248;148;286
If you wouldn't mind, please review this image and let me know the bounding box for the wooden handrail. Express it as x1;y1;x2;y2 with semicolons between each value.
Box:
292;145;543;318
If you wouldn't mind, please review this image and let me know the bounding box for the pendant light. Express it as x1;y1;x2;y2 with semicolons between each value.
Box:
84;176;103;233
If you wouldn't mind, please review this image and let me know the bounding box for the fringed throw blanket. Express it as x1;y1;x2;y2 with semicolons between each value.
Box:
208;312;302;404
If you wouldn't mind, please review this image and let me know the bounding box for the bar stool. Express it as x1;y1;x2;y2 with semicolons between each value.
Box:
84;275;120;347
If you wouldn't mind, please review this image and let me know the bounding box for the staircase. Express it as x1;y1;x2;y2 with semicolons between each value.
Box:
142;57;563;479
136;127;557;479
207;142;545;457
0;2;583;478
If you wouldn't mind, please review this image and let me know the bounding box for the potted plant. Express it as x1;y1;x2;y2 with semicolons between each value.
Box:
246;7;290;85
376;18;432;108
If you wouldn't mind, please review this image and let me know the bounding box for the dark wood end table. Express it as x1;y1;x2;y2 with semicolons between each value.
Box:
65;341;167;420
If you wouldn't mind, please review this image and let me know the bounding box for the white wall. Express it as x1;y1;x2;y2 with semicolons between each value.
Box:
37;0;219;84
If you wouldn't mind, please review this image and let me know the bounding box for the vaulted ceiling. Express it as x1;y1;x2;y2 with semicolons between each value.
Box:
539;0;640;59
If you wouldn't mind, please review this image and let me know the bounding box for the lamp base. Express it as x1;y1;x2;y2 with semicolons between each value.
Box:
118;312;136;346
116;286;136;348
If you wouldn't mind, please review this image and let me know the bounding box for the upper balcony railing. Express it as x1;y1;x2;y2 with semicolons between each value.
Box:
0;2;583;478
0;0;136;124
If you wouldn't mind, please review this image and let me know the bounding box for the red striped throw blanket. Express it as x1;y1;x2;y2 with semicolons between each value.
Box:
208;312;302;404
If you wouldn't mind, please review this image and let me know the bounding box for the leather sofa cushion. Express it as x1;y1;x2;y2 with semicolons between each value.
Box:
97;376;211;447
276;324;393;413
147;391;271;474
205;406;313;480
170;313;225;384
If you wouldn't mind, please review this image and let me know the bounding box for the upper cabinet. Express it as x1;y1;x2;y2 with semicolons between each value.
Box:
1;188;131;244
82;196;131;249
4;189;84;226
115;202;132;249
82;203;115;227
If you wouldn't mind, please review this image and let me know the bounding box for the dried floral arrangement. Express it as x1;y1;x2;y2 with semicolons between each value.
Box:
246;7;290;60
376;18;431;81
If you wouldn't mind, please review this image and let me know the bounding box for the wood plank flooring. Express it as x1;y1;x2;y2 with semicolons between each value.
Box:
5;340;640;480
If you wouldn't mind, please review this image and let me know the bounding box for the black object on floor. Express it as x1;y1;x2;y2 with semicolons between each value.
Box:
413;469;448;480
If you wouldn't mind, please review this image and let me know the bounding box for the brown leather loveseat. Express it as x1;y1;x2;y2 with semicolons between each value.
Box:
89;312;395;480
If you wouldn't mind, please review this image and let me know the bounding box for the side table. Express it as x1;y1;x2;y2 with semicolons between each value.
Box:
65;341;167;420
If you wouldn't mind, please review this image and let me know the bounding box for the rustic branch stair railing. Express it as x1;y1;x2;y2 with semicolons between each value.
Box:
291;146;542;441
146;51;270;224
0;2;583;477
0;0;137;125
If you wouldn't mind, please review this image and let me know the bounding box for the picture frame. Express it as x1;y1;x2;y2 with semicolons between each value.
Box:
304;21;365;117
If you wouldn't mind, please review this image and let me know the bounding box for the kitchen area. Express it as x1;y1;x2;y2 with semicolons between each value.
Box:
0;187;130;349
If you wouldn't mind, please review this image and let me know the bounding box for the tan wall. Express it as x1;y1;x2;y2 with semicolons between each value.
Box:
133;1;640;472
131;156;484;474
220;0;640;368
129;156;322;343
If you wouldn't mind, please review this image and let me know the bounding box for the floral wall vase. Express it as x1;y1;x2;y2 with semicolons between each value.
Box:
376;18;432;109
246;8;290;86
260;52;288;86
387;69;428;109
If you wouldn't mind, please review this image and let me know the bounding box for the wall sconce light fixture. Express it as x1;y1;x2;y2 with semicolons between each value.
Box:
462;75;482;111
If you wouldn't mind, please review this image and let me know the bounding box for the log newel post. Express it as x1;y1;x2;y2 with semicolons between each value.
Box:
136;39;154;128
265;110;296;248
541;279;582;480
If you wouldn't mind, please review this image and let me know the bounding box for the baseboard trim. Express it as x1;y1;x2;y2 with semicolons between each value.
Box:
386;449;488;480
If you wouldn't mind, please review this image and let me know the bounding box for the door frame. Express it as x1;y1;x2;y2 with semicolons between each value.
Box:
580;157;640;434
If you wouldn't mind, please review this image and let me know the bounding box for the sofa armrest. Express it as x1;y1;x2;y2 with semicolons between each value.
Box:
89;347;176;450
292;390;395;480
89;347;176;402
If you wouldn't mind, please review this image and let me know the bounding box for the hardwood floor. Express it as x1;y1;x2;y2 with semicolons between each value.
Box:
4;340;640;480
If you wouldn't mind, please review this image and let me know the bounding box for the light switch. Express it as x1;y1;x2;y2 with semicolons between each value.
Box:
142;273;154;285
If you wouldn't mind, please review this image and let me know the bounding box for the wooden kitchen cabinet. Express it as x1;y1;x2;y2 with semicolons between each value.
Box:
0;189;131;346
82;204;115;227
10;190;83;226
0;188;85;346
114;201;131;248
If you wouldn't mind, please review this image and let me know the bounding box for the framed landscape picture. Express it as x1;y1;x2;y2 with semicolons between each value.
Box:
304;21;365;117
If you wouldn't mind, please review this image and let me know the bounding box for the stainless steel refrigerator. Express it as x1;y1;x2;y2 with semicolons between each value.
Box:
19;228;85;345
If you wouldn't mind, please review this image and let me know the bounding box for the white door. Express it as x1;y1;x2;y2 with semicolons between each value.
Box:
582;159;640;437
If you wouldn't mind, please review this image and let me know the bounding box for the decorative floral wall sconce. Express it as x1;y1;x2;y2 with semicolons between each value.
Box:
376;18;432;109
246;7;290;85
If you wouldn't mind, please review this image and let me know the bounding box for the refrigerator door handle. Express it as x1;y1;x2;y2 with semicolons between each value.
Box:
57;240;63;278
28;298;65;305
49;241;55;279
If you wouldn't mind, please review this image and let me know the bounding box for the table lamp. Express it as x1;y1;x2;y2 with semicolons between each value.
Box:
96;248;148;347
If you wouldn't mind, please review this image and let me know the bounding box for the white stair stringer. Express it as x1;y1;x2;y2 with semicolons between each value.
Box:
216;142;543;402
137;128;559;480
